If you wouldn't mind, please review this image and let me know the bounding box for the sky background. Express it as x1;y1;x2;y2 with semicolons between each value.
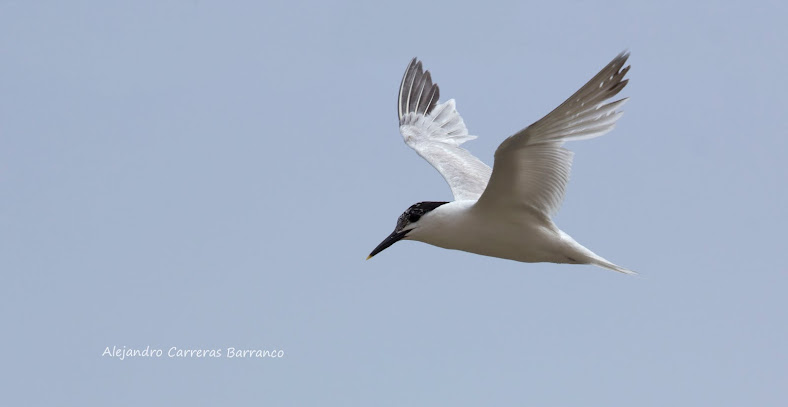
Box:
2;1;787;405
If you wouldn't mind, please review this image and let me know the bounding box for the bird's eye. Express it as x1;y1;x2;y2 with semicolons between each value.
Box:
408;213;421;223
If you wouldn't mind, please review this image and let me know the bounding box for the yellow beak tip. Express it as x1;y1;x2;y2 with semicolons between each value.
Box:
366;255;373;260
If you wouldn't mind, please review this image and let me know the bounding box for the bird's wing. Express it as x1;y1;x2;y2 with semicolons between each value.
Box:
476;52;630;216
398;58;492;201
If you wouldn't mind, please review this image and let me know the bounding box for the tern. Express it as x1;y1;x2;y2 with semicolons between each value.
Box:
368;52;635;274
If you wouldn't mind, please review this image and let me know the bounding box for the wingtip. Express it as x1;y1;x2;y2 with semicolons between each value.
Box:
405;57;419;72
399;56;442;122
612;50;631;72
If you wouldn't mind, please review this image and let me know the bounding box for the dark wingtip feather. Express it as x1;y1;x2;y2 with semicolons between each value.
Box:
398;58;441;124
611;78;629;94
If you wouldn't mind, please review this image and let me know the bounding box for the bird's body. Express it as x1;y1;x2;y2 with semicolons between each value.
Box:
408;200;568;264
368;52;635;274
407;200;629;272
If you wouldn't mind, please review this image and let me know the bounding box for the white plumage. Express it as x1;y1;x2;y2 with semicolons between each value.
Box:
369;52;635;274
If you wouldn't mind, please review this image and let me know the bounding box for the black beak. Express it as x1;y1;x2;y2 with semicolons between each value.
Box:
367;229;409;260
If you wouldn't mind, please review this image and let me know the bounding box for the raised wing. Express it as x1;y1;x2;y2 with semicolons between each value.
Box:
476;52;631;216
398;58;491;201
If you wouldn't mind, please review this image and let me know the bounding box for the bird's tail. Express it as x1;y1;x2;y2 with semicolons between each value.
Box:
559;231;636;275
589;256;637;275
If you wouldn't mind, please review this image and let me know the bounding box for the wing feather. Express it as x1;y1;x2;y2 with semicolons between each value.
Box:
477;52;631;216
397;58;492;201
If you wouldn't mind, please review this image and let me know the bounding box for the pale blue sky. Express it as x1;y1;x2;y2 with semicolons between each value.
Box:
1;1;787;406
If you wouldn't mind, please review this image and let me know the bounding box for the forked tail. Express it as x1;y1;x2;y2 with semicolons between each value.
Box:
559;230;636;275
590;256;637;275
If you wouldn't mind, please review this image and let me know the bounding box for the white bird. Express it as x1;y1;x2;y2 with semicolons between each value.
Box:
368;52;635;274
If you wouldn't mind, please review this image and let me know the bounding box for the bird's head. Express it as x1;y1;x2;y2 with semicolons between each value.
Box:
367;201;449;260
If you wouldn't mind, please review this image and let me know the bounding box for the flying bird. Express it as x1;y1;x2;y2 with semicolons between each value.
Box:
368;52;634;274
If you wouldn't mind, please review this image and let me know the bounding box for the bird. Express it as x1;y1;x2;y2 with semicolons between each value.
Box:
367;52;635;274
